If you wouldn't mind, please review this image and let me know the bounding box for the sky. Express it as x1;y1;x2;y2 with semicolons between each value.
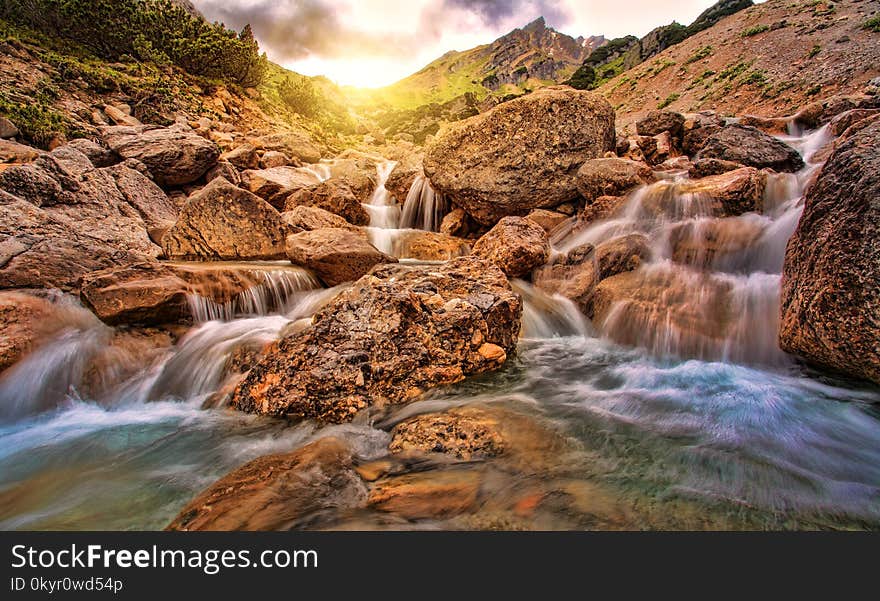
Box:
190;0;746;88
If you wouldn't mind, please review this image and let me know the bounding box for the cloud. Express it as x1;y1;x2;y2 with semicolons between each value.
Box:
443;0;572;28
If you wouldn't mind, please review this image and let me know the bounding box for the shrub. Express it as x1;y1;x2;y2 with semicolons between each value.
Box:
657;93;680;109
808;45;822;58
278;76;321;118
565;65;596;90
685;46;713;65
865;15;880;32
742;24;770;37
0;0;267;86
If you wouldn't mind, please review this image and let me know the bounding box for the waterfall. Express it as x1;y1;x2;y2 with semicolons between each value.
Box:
552;126;831;365
400;174;448;232
514;280;592;339
186;267;321;322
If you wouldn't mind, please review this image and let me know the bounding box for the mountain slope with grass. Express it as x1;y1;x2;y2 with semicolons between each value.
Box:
599;0;880;131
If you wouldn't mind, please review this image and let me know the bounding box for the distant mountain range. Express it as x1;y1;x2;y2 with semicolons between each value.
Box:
358;17;605;109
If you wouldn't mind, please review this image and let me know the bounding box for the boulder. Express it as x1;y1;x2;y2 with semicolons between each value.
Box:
595;234;651;280
219;144;259;170
204;161;241;186
327;157;379;202
580;195;628;225
367;470;480;520
286;228;396;286
385;155;423;204
439;208;478;238
103;104;141;126
780;119;880;384
65;139;118;168
100;124;220;187
80;262;191;326
524;209;569;234
424;87;616;225
688;158;743;178
0;139;40;164
106;164;178;245
392;230;471;261
669;217;764;269
828;109;880;137
0;116;19;139
576;158;654;203
252;131;321;164
0;292;63;373
636;110;685;140
389;406;505;460
472;217;550;278
283;179;370;226
230;256;522;422
259;151;291;169
738;115;790;135
167;438;367;531
644;167;767;217
162;177;287;261
281;205;362;233
697;124;804;172
240;166;322;209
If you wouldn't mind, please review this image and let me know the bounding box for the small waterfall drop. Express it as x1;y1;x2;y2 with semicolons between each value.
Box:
399;174;448;232
514;280;592;339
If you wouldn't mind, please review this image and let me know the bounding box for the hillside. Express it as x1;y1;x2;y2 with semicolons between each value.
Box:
357;17;604;110
601;0;880;131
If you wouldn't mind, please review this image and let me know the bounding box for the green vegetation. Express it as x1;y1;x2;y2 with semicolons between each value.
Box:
742;24;770;37
565;65;596;90
805;84;822;96
0;85;70;147
0;0;267;86
808;45;822;58
716;61;752;81
658;93;680;109
865;15;880;32
743;70;768;86
685;46;714;65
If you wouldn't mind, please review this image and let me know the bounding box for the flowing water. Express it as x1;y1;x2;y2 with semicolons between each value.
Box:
1;128;878;530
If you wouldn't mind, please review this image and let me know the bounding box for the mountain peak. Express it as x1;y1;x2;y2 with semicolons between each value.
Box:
522;16;547;32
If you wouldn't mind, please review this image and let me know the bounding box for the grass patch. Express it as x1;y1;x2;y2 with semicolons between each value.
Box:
808;45;822;58
865;15;880;32
742;70;768;87
805;84;822;97
657;93;680;109
684;46;714;65
741;24;770;37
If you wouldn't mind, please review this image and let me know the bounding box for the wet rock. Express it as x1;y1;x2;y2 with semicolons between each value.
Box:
386;156;422;204
281;205;362;234
688;158;744;178
259;151;290;169
576;158;655;203
283;179;370;226
219;144;259;170
580;195;628;225
596;234;651;280
231;256;522;422
424;87;616;225
669;217;765;269
327;155;380;202
636;110;685;141
162;177;287;261
0;117;19;139
525;209;569;234
100;124;220;187
780;118;880;384
656;167;767;217
368;469;481;519
655;156;693;172
286;228;396;286
167;438;367;531
0;292;63;372
828;109;880;137
472;217;550;278
738;115;790;135
240;166;322;209
252;131;321;164
439;208;479;238
392;230;471;261
80;262;190;326
697;124;804;172
390;407;505;460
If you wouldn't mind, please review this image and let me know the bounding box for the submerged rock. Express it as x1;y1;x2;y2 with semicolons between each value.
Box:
697;124;804;172
162;177;287;261
780;118;880;384
167;438;367;531
100;124;220;187
472;217;550;278
424;87;615;225
286;228;396;286
231;256;522;422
